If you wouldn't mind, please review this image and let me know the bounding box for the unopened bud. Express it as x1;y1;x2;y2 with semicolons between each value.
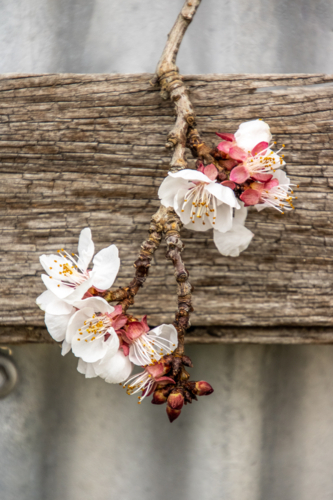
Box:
167;390;184;410
151;390;167;405
195;381;214;396
166;405;181;423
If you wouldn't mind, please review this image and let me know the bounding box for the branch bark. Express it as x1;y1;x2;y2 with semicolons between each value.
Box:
164;208;193;356
101;205;167;311
155;0;202;170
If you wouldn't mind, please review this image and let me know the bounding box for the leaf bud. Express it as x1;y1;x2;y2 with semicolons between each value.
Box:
194;380;214;396
151;390;167;405
181;355;193;368
166;406;182;423
167;389;184;410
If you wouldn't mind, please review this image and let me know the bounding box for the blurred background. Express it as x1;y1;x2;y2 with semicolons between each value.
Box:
1;1;333;499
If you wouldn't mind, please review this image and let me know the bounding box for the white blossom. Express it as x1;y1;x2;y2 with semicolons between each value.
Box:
125;323;178;366
158;169;240;233
65;297;119;363
38;228;120;306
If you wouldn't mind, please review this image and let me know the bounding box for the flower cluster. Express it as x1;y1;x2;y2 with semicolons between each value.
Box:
36;228;178;385
159;119;296;257
122;356;213;421
36;119;296;422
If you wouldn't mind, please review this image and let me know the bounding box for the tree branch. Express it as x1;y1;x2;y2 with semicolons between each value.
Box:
101;205;167;311
163;208;193;356
154;0;202;171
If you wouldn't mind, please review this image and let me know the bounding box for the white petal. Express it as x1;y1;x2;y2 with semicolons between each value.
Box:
45;311;73;342
39;254;68;279
213;225;253;257
129;324;178;365
158;176;186;207
174;188;193;225
234;202;248;225
205;183;240;208
95;349;133;384
92;245;120;290
77;228;94;271
128;344;148;366
184;218;212;232
273;168;290;185
36;290;55;311
64;275;94;304
169;169;213;183
255;203;268;212
37;290;74;315
66;307;92;344
72;296;114;314
77;358;98;378
213;203;233;233
235;119;272;152
72;327;118;363
152;324;178;348
41;274;73;299
61;340;72;356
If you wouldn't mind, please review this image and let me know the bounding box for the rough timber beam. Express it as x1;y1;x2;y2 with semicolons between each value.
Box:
1;73;333;344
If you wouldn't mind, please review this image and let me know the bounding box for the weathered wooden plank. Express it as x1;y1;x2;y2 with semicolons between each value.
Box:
2;326;333;345
1;73;333;343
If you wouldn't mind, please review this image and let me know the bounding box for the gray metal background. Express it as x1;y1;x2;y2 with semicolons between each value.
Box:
1;1;333;499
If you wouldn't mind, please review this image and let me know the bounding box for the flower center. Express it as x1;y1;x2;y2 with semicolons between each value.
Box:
123;370;154;404
76;314;111;343
56;248;89;288
261;184;296;213
131;333;176;366
181;183;217;226
246;144;285;175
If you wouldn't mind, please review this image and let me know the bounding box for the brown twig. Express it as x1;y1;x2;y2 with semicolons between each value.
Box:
154;0;202;171
163;208;193;356
101;205;168;311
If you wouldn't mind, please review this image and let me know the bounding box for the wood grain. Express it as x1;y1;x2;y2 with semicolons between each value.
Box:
1;73;333;343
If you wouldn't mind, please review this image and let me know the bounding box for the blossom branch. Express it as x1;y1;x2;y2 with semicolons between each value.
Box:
154;0;202;171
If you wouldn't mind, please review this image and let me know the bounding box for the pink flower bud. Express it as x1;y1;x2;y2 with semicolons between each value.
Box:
195;381;214;396
151;390;167;405
167;390;184;410
166;406;182;423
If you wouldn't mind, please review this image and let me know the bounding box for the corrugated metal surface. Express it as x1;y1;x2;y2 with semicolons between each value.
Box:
1;1;333;499
2;344;333;500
